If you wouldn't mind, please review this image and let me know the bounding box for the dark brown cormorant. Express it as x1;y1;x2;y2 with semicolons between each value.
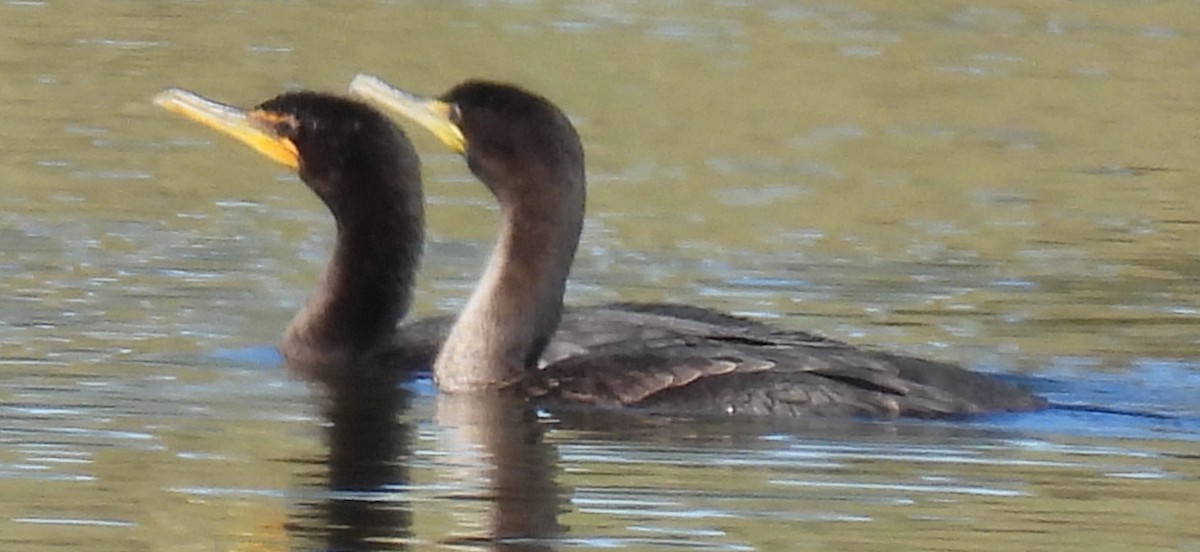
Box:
154;88;424;369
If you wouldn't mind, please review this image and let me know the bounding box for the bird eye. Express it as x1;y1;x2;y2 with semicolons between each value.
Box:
275;118;298;136
258;113;300;137
448;104;463;123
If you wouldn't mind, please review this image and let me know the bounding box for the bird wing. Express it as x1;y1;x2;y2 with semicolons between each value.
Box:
534;319;1044;417
396;304;1044;416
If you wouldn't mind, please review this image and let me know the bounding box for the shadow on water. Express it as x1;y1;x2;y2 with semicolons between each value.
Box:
284;357;563;551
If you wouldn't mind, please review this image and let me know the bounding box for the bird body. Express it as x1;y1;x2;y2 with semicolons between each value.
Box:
394;302;1043;416
156;80;1045;418
351;75;1045;417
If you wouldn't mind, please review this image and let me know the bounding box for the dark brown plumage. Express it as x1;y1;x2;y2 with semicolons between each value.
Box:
155;89;423;369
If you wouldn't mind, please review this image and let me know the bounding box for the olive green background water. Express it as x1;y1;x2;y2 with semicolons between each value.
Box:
1;1;1199;551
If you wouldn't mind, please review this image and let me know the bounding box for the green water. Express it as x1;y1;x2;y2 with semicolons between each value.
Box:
1;1;1198;550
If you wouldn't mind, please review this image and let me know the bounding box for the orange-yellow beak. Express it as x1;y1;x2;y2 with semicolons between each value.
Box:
154;87;300;169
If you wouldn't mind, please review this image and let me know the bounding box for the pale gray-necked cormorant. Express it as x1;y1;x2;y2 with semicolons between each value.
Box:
348;75;1046;417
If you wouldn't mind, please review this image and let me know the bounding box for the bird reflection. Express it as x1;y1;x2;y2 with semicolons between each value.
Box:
290;362;414;551
288;361;563;551
434;392;562;550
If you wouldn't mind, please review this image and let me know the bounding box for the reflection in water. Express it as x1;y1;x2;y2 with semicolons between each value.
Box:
290;364;414;551
288;361;561;551
434;393;561;550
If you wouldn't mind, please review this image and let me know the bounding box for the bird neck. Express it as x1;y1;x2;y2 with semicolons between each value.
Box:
282;188;424;366
434;173;585;392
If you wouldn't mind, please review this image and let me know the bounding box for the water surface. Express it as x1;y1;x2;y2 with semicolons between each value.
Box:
1;1;1199;550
